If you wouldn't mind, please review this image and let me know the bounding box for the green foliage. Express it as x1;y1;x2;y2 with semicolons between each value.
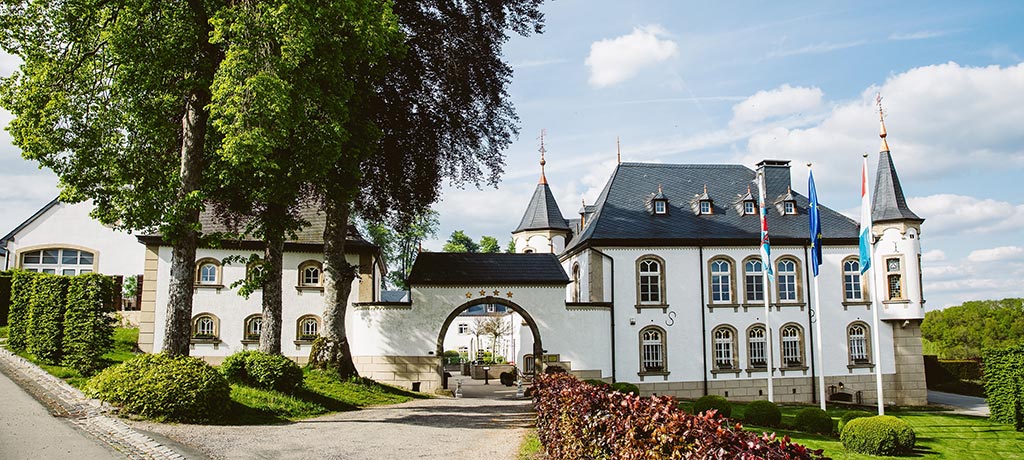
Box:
7;271;37;352
86;354;231;423
983;344;1024;429
922;298;1024;359
743;400;782;427
583;379;609;388
362;210;439;290
610;382;639;395
840;415;916;456
479;236;501;253
220;351;304;393
61;274;117;374
837;410;873;433
693;394;732;418
0;325;8;339
506;239;517;253
0;271;10;327
27;274;69;363
443;230;479;253
794;407;834;435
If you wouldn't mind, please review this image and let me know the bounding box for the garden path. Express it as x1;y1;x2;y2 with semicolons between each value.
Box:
928;390;990;417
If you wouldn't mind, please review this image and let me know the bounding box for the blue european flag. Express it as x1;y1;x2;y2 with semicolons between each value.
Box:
808;169;823;277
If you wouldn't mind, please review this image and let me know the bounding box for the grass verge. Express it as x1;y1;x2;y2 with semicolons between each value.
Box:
11;327;140;388
518;428;544;459
0;325;9;339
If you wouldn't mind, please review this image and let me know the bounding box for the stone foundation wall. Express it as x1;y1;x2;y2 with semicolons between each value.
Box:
891;320;927;406
636;373;900;405
354;355;441;392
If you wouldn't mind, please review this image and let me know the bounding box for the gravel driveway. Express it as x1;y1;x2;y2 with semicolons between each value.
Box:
130;396;534;460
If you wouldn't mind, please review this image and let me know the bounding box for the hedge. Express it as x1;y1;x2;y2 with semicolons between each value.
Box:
983;344;1024;430
61;274;117;373
838;410;873;433
610;381;639;396
794;407;834;435
534;373;824;459
221;350;304;393
693;394;732;418
744;400;782;427
0;271;11;327
27;274;69;363
840;415;916;456
7;271;38;352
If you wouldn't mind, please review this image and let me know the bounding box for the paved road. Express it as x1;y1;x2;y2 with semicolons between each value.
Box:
0;368;123;460
133;379;534;460
928;390;990;417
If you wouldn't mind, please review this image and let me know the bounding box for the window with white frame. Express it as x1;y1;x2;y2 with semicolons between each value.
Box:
637;257;664;304
640;327;666;372
699;200;712;214
744;201;756;215
244;315;263;340
710;259;732;303
195;258;221;285
843;258;863;301
713;326;736;370
192;314;218;339
748;325;767;368
457;346;468;358
886;257;903;300
458;323;469;334
299;261;322;287
20;248;94;275
781;324;803;367
777;259;798;301
297;315;320;340
654;200;666;214
744;259;764;302
571;263;581;302
848;323;870;364
784;201;795;215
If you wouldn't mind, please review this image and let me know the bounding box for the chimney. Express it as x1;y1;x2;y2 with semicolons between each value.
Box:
755;160;792;200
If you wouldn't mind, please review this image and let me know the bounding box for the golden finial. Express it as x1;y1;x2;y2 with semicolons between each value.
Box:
658;183;663;194
747;184;752;195
617;136;621;164
703;184;708;194
876;93;890;152
539;129;548;185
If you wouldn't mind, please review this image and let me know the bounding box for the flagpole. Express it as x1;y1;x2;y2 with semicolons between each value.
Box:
809;165;826;411
757;171;774;402
861;153;885;415
813;273;825;410
870;262;885;415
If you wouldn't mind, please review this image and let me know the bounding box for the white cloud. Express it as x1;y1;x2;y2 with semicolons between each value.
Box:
967;246;1024;263
906;194;1024;237
585;25;678;88
765;40;866;59
921;249;946;262
730;84;824;128
889;31;950;41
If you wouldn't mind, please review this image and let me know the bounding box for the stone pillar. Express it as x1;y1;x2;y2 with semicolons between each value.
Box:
891;319;927;405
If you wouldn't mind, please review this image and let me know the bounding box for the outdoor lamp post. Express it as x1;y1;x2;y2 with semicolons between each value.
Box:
483;366;490;385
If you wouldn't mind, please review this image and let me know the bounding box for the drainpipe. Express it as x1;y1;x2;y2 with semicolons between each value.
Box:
804;245;817;405
699;245;708;396
591;248;616;382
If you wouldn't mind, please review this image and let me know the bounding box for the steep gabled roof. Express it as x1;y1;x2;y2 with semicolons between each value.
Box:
564;162;859;255
1;197;61;247
872;151;923;223
408;253;569;285
514;183;570;232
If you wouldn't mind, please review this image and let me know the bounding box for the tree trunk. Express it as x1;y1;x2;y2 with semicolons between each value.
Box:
162;90;206;356
308;196;359;378
259;203;285;354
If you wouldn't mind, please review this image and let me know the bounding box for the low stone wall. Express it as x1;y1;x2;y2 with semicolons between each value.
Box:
354;355;441;392
470;364;514;380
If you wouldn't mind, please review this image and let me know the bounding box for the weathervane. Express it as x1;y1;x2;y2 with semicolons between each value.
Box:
876;93;890;152
538;129;548;185
617;136;621;164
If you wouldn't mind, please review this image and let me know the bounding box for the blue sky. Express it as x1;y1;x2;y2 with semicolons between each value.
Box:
1;1;1022;309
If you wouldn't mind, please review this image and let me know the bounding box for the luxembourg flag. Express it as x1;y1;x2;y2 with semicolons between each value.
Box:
859;155;872;274
757;173;774;281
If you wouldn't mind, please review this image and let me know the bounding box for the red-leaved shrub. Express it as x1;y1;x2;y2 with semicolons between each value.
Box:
533;373;826;459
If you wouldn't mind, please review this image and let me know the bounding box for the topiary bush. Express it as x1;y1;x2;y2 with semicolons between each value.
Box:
794;407;834;435
743;400;782;427
983;344;1024;430
27;274;69;363
693;394;732;418
61;274;117;374
7;271;38;352
840;415;916;456
838;410;873;433
610;382;640;396
220;350;304;393
86;353;230;422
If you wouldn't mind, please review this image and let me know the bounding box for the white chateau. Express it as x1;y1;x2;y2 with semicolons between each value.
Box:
130;113;925;405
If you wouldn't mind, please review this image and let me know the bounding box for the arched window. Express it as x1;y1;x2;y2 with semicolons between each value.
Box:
244;314;263;340
639;326;666;373
780;324;804;367
297;315;320;341
523;354;535;374
191;313;219;340
848;322;872;364
747;324;767;369
19;247;95;275
708;257;734;303
247;260;265;284
885;257;904;300
298;261;323;287
637;256;665;305
572;263;581;302
842;257;864;301
776;258;800;302
712;325;737;370
743;258;764;302
195;258;221;285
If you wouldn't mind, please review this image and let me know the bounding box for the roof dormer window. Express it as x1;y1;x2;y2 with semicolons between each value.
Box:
654;200;667;214
693;184;713;215
784;201;795;215
744;201;756;215
650;184;669;215
734;185;756;216
700;201;712;214
774;186;797;216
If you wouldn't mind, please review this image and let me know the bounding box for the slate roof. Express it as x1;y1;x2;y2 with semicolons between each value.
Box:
872;151;923;223
514;183;570;232
407;253;570;285
380;290;410;302
564;162;860;254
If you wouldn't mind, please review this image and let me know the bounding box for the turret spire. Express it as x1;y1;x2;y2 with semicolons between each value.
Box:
539;129;548;185
877;93;890;153
617;136;621;164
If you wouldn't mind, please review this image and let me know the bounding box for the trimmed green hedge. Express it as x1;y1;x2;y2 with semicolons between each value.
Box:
62;274;117;373
794;407;834;435
220;350;304;393
693;394;732;418
838;410;873;433
983;344;1024;430
28;274;69;363
0;271;11;327
840;415;916;456
7;271;37;351
86;354;230;422
610;382;639;395
743;400;782;427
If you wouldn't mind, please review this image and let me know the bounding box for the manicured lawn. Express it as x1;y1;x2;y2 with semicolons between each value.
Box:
11;327;140;388
517;429;543;460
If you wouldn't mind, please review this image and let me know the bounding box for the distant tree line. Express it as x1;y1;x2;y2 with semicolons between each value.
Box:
922;298;1024;359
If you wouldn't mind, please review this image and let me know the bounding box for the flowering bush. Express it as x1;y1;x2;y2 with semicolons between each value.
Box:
533;373;825;459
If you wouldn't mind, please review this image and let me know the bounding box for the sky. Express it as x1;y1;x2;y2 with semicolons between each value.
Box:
1;1;1023;310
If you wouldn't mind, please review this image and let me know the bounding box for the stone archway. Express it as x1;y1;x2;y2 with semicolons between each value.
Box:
436;296;543;384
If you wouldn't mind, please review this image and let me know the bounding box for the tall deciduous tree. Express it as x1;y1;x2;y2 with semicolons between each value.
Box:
443;230;479;253
922;298;1024;359
479;236;501;253
309;0;546;377
0;0;224;356
364;210;439;289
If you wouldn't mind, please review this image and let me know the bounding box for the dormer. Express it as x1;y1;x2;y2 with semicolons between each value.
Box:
691;184;713;215
734;185;756;216
774;186;797;216
648;184;669;215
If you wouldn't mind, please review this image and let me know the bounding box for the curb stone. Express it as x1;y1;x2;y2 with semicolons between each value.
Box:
0;347;195;460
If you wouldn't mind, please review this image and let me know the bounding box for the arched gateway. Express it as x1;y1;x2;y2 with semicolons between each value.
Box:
436;296;544;381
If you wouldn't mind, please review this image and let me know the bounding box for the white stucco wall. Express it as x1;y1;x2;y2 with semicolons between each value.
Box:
4;200;145;276
873;225;925;321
